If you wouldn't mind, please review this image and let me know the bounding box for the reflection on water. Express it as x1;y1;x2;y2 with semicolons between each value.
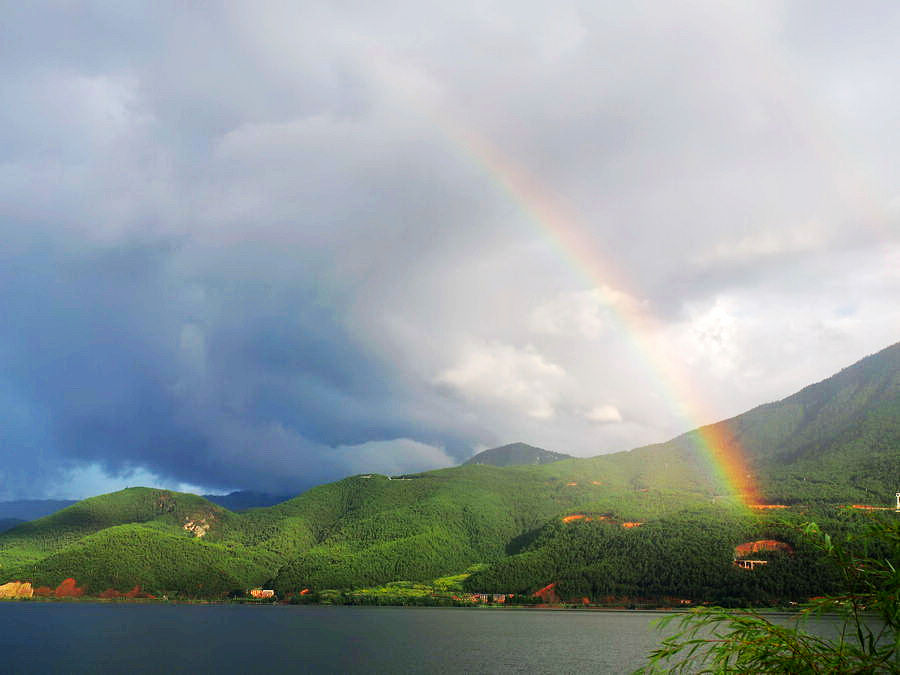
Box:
0;603;851;674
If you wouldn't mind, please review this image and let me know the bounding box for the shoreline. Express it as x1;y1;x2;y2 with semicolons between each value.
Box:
0;597;828;617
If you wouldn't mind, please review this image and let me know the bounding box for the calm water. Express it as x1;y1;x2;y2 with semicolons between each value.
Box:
0;603;846;674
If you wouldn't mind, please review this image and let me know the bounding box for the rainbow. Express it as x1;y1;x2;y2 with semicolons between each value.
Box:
435;119;762;506
367;52;762;506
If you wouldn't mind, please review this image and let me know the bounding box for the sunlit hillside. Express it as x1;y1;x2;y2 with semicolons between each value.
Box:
1;342;897;601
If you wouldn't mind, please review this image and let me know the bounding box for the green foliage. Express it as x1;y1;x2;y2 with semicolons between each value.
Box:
9;524;276;597
638;518;900;673
465;506;850;604
463;442;572;467
0;488;234;575
0;343;896;601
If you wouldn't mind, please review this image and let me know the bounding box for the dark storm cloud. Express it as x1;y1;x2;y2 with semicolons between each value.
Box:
0;235;474;497
1;2;899;498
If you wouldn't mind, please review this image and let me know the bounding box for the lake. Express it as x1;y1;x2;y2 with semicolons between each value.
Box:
0;603;847;673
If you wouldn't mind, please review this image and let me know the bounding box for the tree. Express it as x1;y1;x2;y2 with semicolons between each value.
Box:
638;519;899;673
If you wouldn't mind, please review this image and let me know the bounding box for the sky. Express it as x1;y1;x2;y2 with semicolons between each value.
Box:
1;1;899;500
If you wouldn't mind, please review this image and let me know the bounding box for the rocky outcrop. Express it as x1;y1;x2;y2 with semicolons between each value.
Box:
183;516;212;538
0;581;33;598
156;491;176;513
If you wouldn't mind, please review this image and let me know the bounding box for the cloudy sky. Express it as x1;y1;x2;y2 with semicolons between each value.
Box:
2;1;898;499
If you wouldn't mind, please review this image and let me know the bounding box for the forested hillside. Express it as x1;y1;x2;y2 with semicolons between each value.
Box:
463;443;572;467
617;340;900;504
462;503;883;605
0;343;897;602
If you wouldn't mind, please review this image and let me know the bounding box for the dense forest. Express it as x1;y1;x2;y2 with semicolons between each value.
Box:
0;342;897;603
462;505;884;605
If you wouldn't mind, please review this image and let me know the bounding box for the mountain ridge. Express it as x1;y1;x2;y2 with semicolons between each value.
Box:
463;442;572;467
0;340;897;602
0;491;293;525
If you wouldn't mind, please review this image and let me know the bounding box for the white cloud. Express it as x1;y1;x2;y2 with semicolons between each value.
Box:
436;341;565;420
692;224;827;267
675;295;742;378
51;464;213;500
531;288;605;339
529;286;645;339
584;404;623;424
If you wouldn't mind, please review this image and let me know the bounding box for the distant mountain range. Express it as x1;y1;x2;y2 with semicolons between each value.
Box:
0;500;77;526
0;447;570;529
463;442;572;467
0;519;24;534
202;491;294;512
0;341;897;602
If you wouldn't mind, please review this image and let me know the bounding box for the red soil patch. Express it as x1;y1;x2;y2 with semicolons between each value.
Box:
849;504;890;510
34;586;53;597
590;481;602;486
97;585;155;600
734;539;794;557
562;513;618;524
300;588;310;595
565;482;578;487
54;578;85;598
533;583;560;604
621;521;644;528
128;586;155;599
750;504;789;509
563;513;621;525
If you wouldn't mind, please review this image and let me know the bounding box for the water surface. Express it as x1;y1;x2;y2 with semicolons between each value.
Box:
0;603;846;673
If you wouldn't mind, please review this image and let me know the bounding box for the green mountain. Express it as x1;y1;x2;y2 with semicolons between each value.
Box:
0;342;897;602
0;492;291;525
463;442;572;467
603;340;900;505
